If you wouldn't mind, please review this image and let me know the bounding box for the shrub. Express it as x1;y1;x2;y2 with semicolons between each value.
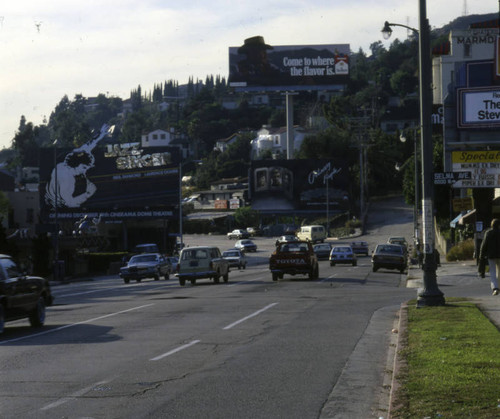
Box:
446;238;474;261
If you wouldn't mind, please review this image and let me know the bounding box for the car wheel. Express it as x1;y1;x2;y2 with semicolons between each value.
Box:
136;279;142;282
29;296;46;328
400;268;405;274
243;263;246;270
352;261;357;267
0;304;5;334
330;262;335;266
372;265;378;272
154;274;160;281
223;272;229;283
179;278;186;286
164;272;169;280
124;278;130;284
272;273;278;281
190;279;196;285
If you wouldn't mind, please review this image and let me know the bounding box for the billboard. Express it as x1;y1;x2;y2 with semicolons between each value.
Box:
452;150;500;188
250;159;350;212
228;36;349;90
457;87;500;128
39;135;180;222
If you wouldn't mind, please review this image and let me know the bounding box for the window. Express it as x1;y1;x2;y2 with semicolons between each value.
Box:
0;258;20;278
153;134;158;140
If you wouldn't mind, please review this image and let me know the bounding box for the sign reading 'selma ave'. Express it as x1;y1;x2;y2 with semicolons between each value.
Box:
228;36;349;90
458;87;500;128
39;131;180;221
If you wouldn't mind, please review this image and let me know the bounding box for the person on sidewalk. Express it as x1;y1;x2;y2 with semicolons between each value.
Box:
479;218;500;295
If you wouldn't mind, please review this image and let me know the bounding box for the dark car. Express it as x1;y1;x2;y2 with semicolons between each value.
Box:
235;239;257;253
313;243;332;260
120;253;171;283
0;254;54;334
351;241;369;256
371;244;407;273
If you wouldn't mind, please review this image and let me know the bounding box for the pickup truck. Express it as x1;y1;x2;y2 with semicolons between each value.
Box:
176;246;230;286
269;240;319;281
0;254;54;334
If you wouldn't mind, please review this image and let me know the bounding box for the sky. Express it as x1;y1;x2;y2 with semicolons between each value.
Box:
0;0;497;149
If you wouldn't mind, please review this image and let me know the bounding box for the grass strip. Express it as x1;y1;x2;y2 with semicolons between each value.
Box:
392;299;500;418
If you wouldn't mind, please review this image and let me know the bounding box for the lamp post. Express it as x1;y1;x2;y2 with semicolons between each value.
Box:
400;128;420;246
53;139;59;281
382;0;444;306
178;161;183;251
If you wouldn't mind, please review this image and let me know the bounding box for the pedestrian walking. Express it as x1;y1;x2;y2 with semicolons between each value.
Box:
479;218;500;295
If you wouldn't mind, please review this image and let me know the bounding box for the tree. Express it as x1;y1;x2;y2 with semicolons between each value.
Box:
234;206;259;228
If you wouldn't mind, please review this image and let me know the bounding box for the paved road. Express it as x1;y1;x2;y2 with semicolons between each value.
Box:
1;197;487;419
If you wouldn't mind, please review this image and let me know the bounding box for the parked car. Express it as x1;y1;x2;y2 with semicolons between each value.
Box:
275;235;297;246
234;239;257;252
0;254;54;334
222;249;247;269
329;246;357;266
351;241;369;256
176;246;230;286
227;229;250;240
166;256;179;272
371;243;407;273
246;227;260;237
313;243;332;260
120;253;171;283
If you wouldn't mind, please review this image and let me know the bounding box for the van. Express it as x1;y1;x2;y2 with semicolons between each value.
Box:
296;225;326;243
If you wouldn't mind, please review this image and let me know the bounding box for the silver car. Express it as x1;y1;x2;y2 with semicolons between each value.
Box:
120;253;171;283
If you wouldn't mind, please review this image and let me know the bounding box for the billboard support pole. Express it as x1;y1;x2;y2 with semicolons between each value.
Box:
285;92;298;159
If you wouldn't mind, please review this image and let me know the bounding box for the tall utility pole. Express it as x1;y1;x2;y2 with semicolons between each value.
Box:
417;0;445;307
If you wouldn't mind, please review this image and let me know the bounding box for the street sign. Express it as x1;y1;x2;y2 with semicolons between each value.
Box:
434;171;471;185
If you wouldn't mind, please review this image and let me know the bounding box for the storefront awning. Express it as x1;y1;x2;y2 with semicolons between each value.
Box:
450;209;476;228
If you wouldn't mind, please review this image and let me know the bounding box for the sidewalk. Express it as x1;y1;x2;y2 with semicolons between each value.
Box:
406;259;500;328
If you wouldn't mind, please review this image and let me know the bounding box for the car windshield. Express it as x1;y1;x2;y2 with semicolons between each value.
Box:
223;251;239;257
333;247;351;253
315;245;330;251
377;245;402;254
182;249;209;260
131;255;157;263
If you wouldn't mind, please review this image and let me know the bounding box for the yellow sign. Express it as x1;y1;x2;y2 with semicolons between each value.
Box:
452;150;500;188
453;197;474;212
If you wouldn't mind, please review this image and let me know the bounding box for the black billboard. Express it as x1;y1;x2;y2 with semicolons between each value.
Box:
39;138;180;222
250;159;350;212
229;36;350;91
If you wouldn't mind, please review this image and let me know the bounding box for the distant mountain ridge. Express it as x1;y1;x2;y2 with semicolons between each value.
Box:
436;12;498;35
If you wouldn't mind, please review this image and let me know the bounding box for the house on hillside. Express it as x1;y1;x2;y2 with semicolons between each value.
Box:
141;129;191;159
250;125;309;160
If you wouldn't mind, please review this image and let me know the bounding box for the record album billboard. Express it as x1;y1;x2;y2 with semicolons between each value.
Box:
39;136;180;222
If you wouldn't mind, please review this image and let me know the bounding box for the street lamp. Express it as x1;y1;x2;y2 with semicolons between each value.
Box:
400;128;420;246
52;139;59;281
382;0;444;306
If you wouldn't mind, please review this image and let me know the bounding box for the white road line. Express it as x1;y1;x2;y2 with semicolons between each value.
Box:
222;303;278;330
150;340;201;361
40;379;111;411
0;304;154;345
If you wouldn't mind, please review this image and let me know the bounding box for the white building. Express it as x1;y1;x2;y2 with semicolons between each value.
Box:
250;126;308;160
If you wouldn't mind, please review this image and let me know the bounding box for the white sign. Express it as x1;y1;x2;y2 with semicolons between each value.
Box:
458;87;500;128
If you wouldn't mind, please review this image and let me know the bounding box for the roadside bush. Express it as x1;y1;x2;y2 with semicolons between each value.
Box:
446;238;474;261
87;252;128;273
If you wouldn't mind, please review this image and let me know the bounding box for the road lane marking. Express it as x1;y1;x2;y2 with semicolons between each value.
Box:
40;379;111;411
0;304;154;345
222;303;278;330
150;340;201;361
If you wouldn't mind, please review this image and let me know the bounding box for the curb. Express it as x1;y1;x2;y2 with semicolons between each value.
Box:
387;302;408;418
